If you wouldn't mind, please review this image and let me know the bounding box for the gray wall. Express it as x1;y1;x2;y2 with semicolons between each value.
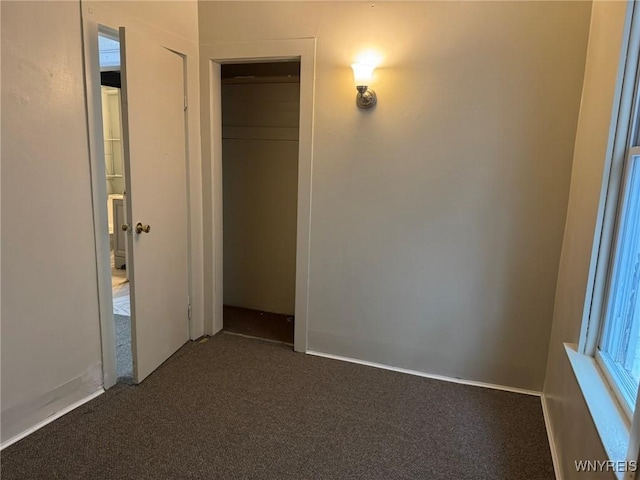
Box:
1;1;103;442
199;1;592;391
222;81;299;315
543;2;630;477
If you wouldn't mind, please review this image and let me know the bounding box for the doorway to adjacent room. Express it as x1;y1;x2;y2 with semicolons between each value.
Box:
98;31;133;382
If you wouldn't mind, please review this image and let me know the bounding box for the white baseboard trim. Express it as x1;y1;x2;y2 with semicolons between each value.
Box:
306;350;541;397
541;393;562;480
1;388;105;451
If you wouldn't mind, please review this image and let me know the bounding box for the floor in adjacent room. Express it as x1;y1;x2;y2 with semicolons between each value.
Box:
111;256;133;381
111;260;130;316
223;304;294;345
0;334;554;480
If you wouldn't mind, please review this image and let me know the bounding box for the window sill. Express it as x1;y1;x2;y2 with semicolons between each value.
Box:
565;343;631;478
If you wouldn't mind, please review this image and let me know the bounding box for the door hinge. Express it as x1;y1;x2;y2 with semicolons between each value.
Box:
184;96;188;111
187;295;192;320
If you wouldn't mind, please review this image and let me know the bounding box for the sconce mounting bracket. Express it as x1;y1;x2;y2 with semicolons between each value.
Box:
356;86;377;109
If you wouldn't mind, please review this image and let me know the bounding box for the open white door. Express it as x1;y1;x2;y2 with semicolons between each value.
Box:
119;26;190;383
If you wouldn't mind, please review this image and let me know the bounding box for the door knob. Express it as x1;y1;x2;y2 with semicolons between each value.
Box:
136;222;151;234
121;223;130;232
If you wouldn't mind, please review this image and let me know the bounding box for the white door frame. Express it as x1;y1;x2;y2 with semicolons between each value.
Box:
81;3;205;388
201;39;316;352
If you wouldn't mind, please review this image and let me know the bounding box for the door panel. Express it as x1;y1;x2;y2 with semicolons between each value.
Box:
119;26;189;383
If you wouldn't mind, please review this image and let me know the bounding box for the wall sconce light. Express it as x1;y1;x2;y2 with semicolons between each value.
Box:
351;63;377;109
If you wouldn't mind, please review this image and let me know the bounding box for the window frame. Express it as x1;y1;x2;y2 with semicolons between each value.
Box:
595;144;640;419
581;2;640;370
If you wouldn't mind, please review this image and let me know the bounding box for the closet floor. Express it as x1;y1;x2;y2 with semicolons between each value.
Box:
223;305;294;345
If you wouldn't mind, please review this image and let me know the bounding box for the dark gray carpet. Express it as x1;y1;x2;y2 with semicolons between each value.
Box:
114;314;133;382
0;334;554;479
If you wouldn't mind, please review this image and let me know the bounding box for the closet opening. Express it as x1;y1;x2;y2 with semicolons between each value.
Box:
221;61;301;346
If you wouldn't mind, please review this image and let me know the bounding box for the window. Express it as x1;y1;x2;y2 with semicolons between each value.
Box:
595;42;640;418
597;143;640;416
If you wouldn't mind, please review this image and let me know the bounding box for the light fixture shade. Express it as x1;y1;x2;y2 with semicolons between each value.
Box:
351;63;375;87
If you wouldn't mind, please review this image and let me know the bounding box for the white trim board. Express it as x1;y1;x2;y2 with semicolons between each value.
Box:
306;350;542;397
0;389;105;451
565;344;631;480
541;394;563;480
